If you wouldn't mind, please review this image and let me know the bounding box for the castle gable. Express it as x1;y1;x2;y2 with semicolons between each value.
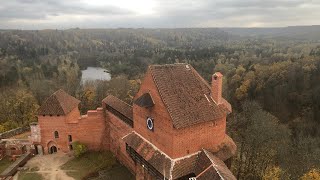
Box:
149;64;228;129
38;89;80;115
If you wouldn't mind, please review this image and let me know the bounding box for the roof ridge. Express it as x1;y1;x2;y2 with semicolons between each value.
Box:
149;63;188;67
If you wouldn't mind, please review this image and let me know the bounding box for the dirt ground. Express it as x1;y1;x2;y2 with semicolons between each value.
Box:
14;153;75;180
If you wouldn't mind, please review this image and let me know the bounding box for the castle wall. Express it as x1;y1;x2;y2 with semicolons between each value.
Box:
106;111;135;173
69;108;105;151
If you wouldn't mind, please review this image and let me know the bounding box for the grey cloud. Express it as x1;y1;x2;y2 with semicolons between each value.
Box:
0;0;133;20
0;0;319;29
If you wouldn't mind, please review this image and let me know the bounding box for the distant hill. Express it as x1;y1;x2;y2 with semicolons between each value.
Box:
221;25;320;40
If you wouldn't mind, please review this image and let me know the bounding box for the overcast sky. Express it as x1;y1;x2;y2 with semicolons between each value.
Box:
0;0;320;29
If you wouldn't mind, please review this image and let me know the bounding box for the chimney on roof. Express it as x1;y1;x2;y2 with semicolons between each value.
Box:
212;72;223;104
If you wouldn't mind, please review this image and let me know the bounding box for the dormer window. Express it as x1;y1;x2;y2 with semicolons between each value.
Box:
134;93;155;108
146;117;154;131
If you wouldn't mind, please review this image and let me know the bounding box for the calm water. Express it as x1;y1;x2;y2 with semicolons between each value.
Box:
81;67;111;82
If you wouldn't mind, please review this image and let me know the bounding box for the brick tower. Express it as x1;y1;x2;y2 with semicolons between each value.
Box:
37;89;105;154
122;64;236;179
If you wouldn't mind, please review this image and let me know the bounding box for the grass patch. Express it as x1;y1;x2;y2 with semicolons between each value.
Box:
0;156;13;173
18;171;43;180
61;151;117;180
88;163;135;180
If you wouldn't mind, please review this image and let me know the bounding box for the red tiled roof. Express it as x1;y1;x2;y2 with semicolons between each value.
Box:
149;64;228;129
171;153;198;179
102;95;133;120
197;150;236;180
38;89;80;115
123;131;172;179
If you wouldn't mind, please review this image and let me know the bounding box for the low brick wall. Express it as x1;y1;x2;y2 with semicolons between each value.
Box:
0;127;30;139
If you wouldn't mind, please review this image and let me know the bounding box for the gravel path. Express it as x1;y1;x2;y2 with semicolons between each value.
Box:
14;153;75;180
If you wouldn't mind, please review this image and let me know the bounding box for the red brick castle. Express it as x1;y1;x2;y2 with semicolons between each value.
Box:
32;63;237;180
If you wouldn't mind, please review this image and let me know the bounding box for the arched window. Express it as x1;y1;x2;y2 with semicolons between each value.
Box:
54;131;59;138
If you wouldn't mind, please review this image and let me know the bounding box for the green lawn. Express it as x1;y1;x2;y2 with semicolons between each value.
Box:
88;163;134;180
0;156;13;173
61;151;133;180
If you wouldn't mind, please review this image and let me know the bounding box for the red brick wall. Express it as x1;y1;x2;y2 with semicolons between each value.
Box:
133;69;175;157
107;111;135;173
38;113;68;154
69;108;106;151
172;117;226;158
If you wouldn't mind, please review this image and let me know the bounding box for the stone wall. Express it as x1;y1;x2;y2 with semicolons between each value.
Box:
0;127;30;139
29;123;40;143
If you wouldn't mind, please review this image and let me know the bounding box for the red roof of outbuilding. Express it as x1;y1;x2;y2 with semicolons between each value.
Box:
38;89;80;115
102;95;133;120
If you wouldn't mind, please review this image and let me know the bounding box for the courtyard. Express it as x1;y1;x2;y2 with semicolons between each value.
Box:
12;151;133;180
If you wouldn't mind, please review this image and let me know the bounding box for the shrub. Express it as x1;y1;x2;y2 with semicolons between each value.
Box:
72;141;87;157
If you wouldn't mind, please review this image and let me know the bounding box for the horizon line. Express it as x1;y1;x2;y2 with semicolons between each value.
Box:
1;25;320;31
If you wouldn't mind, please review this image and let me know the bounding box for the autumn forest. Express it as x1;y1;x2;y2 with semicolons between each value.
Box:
0;27;320;179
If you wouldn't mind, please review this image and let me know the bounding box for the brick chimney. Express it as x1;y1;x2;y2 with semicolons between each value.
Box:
211;72;223;104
